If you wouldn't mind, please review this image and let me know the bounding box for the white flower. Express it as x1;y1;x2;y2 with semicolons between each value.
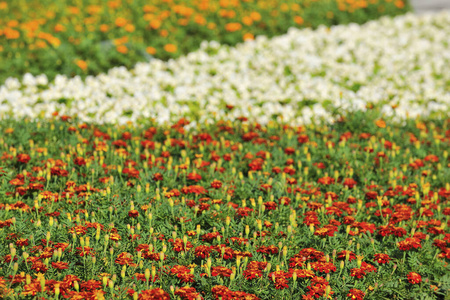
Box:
0;11;449;125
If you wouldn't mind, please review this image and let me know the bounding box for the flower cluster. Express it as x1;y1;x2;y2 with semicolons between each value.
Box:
1;12;449;126
0;112;447;298
0;0;409;82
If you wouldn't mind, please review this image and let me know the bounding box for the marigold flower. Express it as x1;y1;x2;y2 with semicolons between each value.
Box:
398;237;422;251
187;172;202;182
350;268;366;279
75;59;88;71
407;272;422;284
318;176;335;185
225;22;242;32
138;288;170;300
116;45;128;54
243;33;254;41
16;153;31;164
194;245;213;258
373;253;391;264
51;261;69;270
175;286;202;300
146;47;156;55
128;210;139;218
337;250;356;261
211;266;232;278
115;17;127;27
375;119;386;128
152;173;163;181
210;179;222;189
347;288;365;300
164;44;177;53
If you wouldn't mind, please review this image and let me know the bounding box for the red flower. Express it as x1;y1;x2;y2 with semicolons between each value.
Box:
170;265;194;283
115;252;135;266
342;178;357;189
202;232;221;242
278;197;291;206
263;201;277;211
211;266;232;278
31;261;48;273
373;253;391;264
175;286;202;300
211;180;222;189
236;207;254;217
194;245;213;258
317;176;335;185
51;261;69;270
398;237;422;251
337;250;356;261
187;172;202;182
407;272;422;284
347;288;365;300
257;245;279;255
169;238;193;252
290;269;315;278
268;271;291;290
314;225;338;237
243;269;263;280
350;268;366;279
284;147;295;155
138;288;170;300
74;157;86;166
128;210;139;218
15;238;29;247
297;134;309;143
152;173;163;181
310;261;336;273
16;153;31;164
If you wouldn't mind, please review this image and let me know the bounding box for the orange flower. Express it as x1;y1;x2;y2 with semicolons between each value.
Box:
54;24;66;32
294;16;304;25
146;46;156;55
250;11;261;21
7;20;18;27
194;15;207;25
149;19;161;30
115;17;127;27
116;45;128;54
100;24;109;32
76;59;88;71
68;6;80;14
375;119;386;128
125;24;135;32
164;44;177;53
243;33;254;41
242;16;253;26
4;28;20;39
160;29;169;37
225;22;242;32
178;19;189;26
395;0;405;9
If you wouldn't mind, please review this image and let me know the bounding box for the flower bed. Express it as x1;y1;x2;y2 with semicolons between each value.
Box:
1;11;449;127
0;0;411;83
0;111;449;299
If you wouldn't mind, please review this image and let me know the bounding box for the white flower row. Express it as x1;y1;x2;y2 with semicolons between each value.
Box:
1;11;449;126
